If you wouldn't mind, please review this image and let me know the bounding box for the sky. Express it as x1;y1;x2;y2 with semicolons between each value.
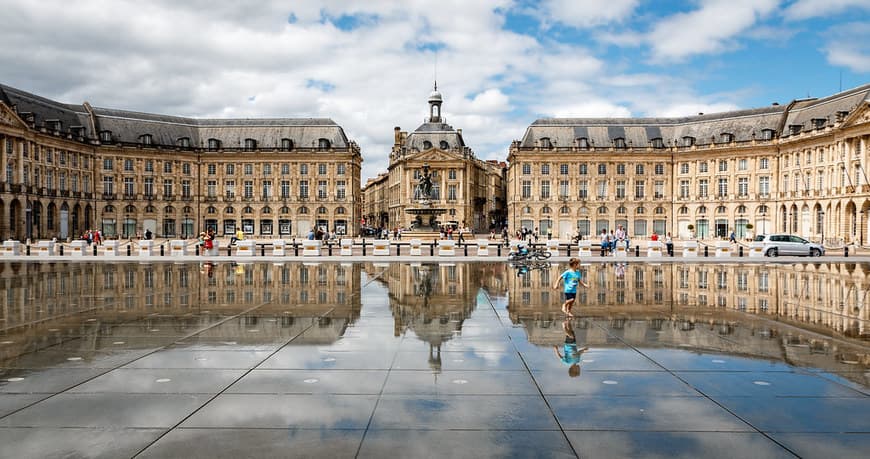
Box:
1;0;869;182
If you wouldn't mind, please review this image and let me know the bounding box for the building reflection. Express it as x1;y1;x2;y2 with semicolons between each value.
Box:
0;261;867;381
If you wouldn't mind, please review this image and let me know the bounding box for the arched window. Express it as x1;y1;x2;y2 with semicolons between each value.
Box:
124;204;136;213
541;206;551;214
336;207;346;214
164;206;174;213
318;138;331;149
597;206;608;214
523;206;531;214
317;206;328;214
614;138;626;149
280;206;290;214
577;137;589;149
103;205;115;213
560;206;570;214
540;137;552;148
298;206;309;214
716;205;727;214
262;206;272;214
224;206;234;214
617;206;627;214
679;206;688;215
207;206;217;214
636;207;645;214
736;205;746;214
182;206;193;214
440;141;449;149
698;206;707;214
422;140;433;150
243;206;253;214
145;205;156;213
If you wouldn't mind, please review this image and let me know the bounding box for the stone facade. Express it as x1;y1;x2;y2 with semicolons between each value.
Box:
0;84;362;240
508;84;870;244
362;89;506;234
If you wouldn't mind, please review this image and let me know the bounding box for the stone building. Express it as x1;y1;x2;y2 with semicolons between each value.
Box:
508;84;870;243
0;84;362;240
362;88;506;233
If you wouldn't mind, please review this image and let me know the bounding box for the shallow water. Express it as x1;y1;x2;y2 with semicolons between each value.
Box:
0;261;867;458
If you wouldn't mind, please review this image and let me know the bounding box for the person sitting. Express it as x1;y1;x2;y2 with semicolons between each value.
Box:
230;228;244;246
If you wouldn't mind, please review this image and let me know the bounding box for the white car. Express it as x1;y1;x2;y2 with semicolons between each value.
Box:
753;234;825;257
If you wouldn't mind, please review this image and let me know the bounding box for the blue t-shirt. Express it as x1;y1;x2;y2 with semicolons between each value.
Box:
560;269;581;293
562;343;583;366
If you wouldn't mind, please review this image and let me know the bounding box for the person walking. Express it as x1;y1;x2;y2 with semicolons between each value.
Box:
665;232;674;256
553;257;588;317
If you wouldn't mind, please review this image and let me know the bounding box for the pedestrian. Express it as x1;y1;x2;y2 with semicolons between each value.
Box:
650;231;658;242
729;231;737;243
599;229;608;256
665;232;674;256
144;229;152;240
553;257;588;317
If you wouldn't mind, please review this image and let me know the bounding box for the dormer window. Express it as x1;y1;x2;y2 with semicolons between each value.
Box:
244;138;257;151
99;130;112;143
208;138;221;151
139;134;153;146
577;137;589;149
281;138;293;151
177;137;190;148
789;125;802;135
46;119;61;131
71;126;85;137
440;140;449;150
614;138;626;149
650;138;664;149
422;140;433;150
318;138;331;150
812;118;827;130
682;136;695;147
720;133;734;143
540;137;552;148
760;129;775;140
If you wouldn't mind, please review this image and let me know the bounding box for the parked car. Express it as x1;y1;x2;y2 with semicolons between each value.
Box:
753;234;825;257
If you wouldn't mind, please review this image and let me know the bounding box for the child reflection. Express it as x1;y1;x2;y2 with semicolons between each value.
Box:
553;319;588;378
615;262;626;279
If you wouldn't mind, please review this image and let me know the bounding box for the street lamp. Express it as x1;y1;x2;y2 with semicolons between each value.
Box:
861;210;865;246
761;210;766;235
820;211;825;246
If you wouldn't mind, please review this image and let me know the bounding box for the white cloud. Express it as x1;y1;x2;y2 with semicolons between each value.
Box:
823;22;870;72
783;0;870;21
647;0;780;61
540;0;640;28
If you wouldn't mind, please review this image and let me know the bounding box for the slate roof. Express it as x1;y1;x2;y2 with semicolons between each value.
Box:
404;121;466;152
780;83;870;138
521;105;787;148
0;84;351;149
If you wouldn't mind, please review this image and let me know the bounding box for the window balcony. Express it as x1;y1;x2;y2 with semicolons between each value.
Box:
102;193;117;200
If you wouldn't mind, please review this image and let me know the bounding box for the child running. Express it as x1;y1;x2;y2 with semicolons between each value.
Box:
553;257;588;317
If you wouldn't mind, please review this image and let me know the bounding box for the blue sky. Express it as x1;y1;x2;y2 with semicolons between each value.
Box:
0;0;868;181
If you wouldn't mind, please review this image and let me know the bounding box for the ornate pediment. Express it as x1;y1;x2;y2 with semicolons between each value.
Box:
0;103;28;129
842;101;870;128
405;148;466;164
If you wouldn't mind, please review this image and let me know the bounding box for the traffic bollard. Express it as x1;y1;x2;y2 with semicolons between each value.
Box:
704;246;709;257
94;244;98;256
59;245;64;256
127;244;132;256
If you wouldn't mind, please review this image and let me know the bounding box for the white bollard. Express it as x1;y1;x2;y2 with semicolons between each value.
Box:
272;239;286;256
715;240;732;257
2;240;21;256
613;240;628;258
139;239;154;256
237;240;255;257
103;240;120;256
546;239;560;257
340;238;353;256
438;239;456;256
577;240;592;257
70;240;89;256
37;240;55;256
476;239;490;256
646;240;663;257
748;241;765;257
682;240;698;257
170;240;187;256
373;239;390;256
409;239;423;256
302;240;321;256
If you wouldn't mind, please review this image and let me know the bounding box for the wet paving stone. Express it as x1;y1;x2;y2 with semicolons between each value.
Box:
0;260;867;457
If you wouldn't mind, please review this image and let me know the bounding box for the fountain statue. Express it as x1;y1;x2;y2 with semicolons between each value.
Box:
405;163;447;232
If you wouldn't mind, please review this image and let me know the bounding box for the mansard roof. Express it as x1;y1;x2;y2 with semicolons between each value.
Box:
404;121;466;152
0;83;351;150
780;83;870;137
522;105;786;148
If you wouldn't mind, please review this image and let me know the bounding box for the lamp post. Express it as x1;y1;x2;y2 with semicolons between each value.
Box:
761;211;766;235
861;210;864;246
820;211;825;246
